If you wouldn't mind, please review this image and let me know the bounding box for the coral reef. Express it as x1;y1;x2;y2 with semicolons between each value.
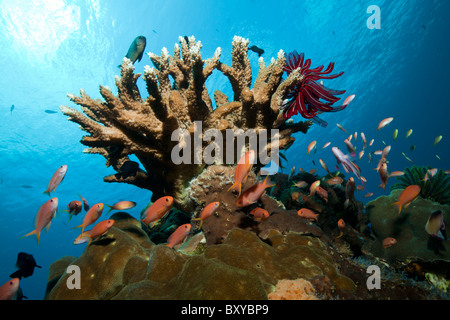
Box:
268;278;319;300
366;189;450;263
391;165;450;205
60;36;311;210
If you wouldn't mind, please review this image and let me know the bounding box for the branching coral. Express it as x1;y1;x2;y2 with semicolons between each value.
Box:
391;166;450;205
60;36;311;210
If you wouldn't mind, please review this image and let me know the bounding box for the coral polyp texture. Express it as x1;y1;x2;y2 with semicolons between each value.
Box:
60;36;311;210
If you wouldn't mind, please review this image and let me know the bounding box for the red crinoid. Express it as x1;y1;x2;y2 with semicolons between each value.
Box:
282;50;354;127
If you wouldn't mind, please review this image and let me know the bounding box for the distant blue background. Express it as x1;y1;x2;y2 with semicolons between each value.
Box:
0;0;448;300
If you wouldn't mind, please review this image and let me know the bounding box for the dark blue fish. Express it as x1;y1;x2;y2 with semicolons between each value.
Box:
44;109;58;114
10;104;14;114
119;36;147;68
248;45;264;57
9;252;41;279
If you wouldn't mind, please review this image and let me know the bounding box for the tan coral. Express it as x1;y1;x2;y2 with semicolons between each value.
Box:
60;36;311;210
268;278;319;300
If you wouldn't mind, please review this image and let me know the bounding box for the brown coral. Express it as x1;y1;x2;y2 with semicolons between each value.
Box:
60;36;311;210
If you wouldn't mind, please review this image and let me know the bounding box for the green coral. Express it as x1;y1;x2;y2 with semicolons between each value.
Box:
390;165;450;205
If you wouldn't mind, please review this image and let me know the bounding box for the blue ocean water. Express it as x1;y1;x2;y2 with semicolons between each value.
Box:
0;0;448;300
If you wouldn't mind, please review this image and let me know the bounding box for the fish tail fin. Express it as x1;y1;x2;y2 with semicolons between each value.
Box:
21;229;36;240
43;190;50;196
392;202;402;214
105;205;113;214
227;181;242;196
263;175;276;189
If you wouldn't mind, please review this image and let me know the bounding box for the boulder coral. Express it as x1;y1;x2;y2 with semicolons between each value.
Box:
366;189;450;263
45;212;356;300
60;36;311;211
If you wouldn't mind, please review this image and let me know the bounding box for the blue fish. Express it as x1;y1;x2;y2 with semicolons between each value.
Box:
10;104;14;114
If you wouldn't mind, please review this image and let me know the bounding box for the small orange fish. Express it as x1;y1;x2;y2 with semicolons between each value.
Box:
167;223;191;249
315;186;328;203
364;192;374;198
293;181;308;188
322;142;331;149
361;132;367;149
337;219;345;238
326;176;344;185
377;117;394;130
89;219;115;243
105;200;137;214
309;168;317;174
343;94;356;106
141;196;174;228
297;208;319;222
381;145;391;159
249;207;270;222
43;165;67;196
319;159;329;174
73;230;92;245
358;150;364;159
309;180;321;197
388;171;404;178
307;141;317;155
382;237;397;248
0;278;19;300
22;197;59;244
354;131;358;141
236;176;275;207
369;139;375;147
356;185;364;191
344;177;356;209
228;150;255;196
336;123;347;133
192;201;219;228
74;203;104;234
392;185;421;214
378;162;389;190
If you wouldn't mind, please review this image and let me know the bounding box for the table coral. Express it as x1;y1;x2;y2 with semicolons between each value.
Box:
60;36;311;211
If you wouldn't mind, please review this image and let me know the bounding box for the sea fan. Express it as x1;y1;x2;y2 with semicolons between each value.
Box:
390;166;450;205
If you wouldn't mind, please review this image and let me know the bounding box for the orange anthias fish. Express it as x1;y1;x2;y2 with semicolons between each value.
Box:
167;223;191;249
326;176;344;185
73;230;92;245
382;237;397;248
236;176;275;207
249;207;270;222
392;185;421;214
377;117;394;130
293;181;308;188
336;123;347;133
297;208;319;222
141;196;174;229
309;180;321;197
43;165;67;196
315;186;328;203
0;278;19;300
22;197;59;244
388;171;405;178
337;219;345;238
88;219;115;243
307;141;317;155
192;201;219;228
228;150;255;196
105;200;137;214
74;203;104;234
344;177;356;209
378;162;389;190
319;159;330;174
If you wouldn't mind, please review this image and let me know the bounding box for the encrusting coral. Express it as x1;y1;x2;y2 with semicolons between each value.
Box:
60;36;311;210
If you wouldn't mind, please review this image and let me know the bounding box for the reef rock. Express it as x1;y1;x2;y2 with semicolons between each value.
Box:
366;189;450;263
45;212;356;299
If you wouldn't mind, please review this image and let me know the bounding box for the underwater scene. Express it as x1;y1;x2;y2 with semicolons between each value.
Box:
0;0;449;302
